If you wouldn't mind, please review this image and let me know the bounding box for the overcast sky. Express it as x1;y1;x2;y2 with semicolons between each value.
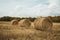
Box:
0;0;60;17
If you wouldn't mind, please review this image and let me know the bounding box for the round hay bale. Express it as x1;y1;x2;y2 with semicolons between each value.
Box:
19;19;31;28
34;18;53;31
11;19;18;25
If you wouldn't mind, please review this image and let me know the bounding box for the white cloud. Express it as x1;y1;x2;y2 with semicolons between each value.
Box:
10;0;60;17
48;0;60;15
0;0;60;17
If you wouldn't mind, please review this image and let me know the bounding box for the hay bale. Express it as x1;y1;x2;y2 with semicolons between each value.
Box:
34;17;53;31
11;19;18;25
19;19;31;28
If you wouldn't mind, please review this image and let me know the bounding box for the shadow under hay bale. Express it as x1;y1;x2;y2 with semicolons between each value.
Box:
18;19;31;28
34;17;53;31
11;19;18;25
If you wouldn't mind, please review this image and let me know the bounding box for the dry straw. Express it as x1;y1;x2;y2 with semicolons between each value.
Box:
11;19;18;25
29;22;35;29
34;17;53;31
19;19;31;28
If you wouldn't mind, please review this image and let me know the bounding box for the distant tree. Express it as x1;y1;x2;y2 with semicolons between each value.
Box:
0;16;13;21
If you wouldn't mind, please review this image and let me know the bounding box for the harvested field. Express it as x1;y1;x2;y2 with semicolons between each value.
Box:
0;21;60;40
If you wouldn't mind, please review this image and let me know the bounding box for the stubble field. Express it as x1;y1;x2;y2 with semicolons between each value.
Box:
0;21;60;40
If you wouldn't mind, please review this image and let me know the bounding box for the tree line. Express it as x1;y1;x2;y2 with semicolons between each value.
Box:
0;16;60;22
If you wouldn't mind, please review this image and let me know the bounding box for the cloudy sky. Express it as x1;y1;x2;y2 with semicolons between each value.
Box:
0;0;60;17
